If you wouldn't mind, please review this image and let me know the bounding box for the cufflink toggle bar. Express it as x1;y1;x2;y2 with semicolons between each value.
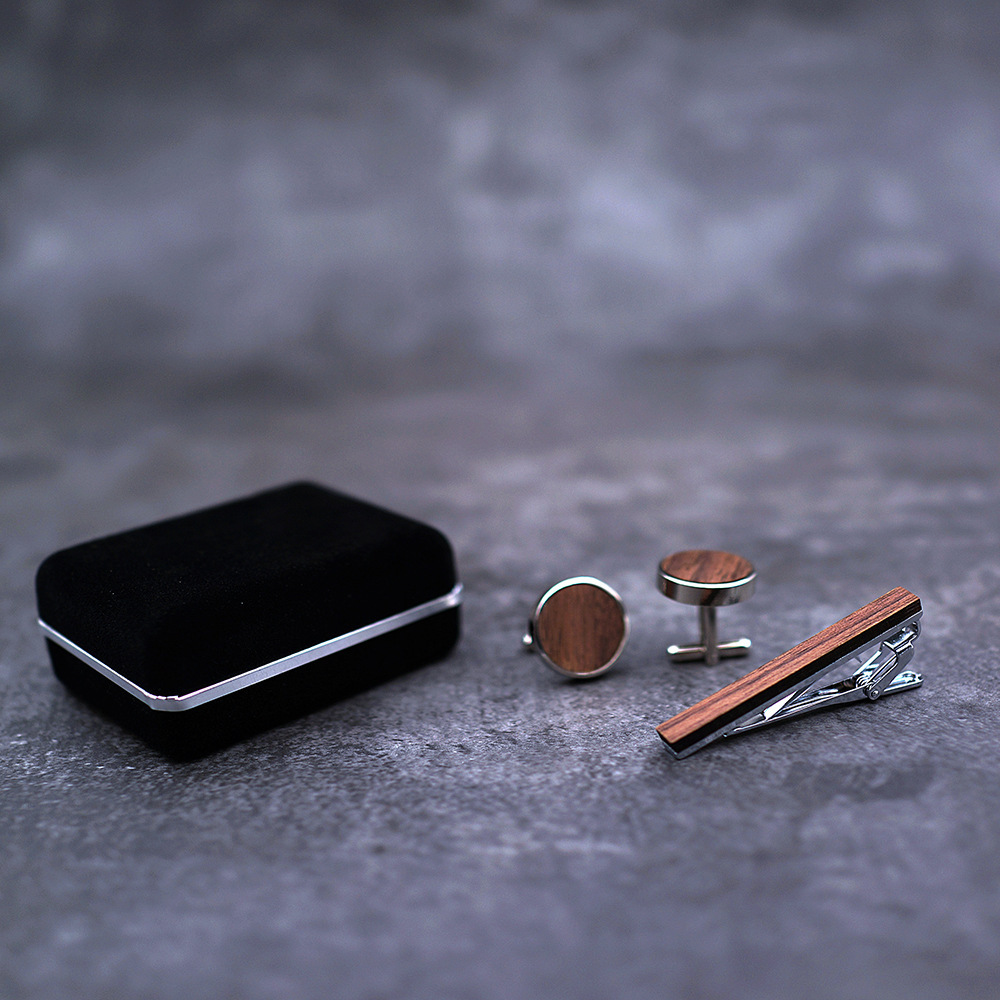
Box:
656;587;924;758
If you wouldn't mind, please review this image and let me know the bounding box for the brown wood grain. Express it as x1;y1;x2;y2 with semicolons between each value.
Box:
659;550;755;586
536;583;626;675
656;586;921;753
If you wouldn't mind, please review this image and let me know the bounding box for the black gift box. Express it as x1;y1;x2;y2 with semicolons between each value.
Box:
36;482;462;756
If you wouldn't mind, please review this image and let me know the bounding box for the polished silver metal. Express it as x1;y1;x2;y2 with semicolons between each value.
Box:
670;609;924;758
523;576;629;680
38;582;463;712
657;567;757;608
658;558;756;666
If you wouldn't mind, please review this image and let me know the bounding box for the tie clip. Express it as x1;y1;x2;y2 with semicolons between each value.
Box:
656;587;923;759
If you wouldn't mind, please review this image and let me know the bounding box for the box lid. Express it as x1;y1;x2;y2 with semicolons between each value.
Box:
36;482;459;698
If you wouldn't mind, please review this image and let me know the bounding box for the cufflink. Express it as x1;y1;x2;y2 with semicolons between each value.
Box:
656;550;756;665
523;577;629;679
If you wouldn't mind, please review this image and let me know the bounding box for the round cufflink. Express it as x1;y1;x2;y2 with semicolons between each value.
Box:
656;549;756;666
523;577;629;679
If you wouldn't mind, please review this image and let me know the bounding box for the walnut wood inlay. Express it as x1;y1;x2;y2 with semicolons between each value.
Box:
656;587;921;754
659;550;755;586
536;582;626;675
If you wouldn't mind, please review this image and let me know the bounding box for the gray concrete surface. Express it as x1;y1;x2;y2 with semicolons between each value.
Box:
2;3;1000;998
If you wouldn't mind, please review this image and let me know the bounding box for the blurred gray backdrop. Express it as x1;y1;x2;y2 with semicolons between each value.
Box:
3;0;999;386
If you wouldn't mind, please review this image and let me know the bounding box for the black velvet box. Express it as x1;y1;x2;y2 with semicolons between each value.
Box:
36;482;462;756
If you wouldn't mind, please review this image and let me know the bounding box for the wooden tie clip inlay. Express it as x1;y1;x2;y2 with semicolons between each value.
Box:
656;587;924;758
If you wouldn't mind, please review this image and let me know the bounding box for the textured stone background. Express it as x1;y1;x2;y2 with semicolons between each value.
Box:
2;2;999;998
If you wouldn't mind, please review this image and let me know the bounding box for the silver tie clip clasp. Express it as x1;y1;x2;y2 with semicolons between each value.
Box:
656;587;924;759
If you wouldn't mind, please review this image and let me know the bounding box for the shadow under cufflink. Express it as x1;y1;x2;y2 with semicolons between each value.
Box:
524;577;629;680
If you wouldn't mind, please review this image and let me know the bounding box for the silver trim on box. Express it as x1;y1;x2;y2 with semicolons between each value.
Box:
39;582;463;712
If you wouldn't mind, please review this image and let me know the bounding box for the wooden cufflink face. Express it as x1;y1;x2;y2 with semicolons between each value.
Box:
657;549;756;666
524;577;629;679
